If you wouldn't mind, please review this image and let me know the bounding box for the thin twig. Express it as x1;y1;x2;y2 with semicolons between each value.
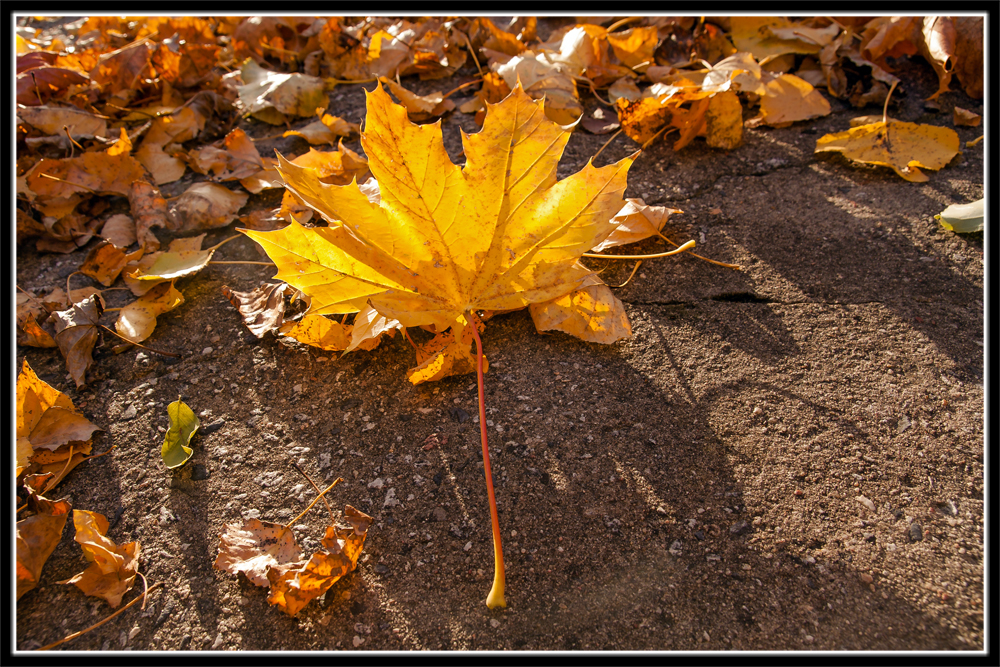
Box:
285;478;342;528
882;79;898;124
36;582;164;651
137;571;150;611
208;260;275;266
291;462;334;523
97;324;180;358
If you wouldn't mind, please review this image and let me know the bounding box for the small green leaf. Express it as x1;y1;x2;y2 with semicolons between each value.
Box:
935;198;984;233
161;398;199;469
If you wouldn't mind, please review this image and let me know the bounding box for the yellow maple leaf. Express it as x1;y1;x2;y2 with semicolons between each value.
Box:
245;82;634;336
815;119;960;182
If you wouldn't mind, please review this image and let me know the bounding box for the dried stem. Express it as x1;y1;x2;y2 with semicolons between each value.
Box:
654;232;742;270
42;445;73;495
592;129;623;162
606;16;644;33
35;582;164;651
206;234;243;251
609;260;643;288
883;80;898;124
291;462;335;523
442;78;484;100
208;260;275;266
467;313;505;609
285;478;342;528
96;324;180;359
38;172;99;194
583;239;695;260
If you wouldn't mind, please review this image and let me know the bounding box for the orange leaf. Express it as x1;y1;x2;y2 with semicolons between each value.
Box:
16;492;72;600
58;510;140;608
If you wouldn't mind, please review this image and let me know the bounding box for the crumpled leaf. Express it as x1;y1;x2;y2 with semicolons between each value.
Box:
266;506;373;616
529;274;631;344
214;518;301;587
185;128;264;181
16;359;99;478
100;214;138;249
57;510;140;608
753;73;831;127
115;281;184;343
493;53;584;125
952;16;983;99
134;106;208;185
124;235;213;295
279;314;353;351
283;114;361;146
704;90;744;149
77;240;142;287
935;198;983;233
17;491;72;600
51;293;106;388
161;398;199;469
615;96;673;144
168;183;249;231
221;282;292;338
918;17;957;100
593;198;682;252
406;317;487;385
380;77;456;122
18;104;108;139
129;180;174;250
346;303;402;353
731;17;839;59
953;106;981;127
26;150;146;200
815;119;960;182
606;26;659;69
238;59;329;125
245;82;632;340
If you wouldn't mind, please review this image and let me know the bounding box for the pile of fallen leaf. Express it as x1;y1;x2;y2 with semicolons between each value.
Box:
15;14;985;634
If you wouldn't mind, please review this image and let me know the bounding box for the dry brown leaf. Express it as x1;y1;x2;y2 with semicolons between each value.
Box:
77;240;142;287
593;198;682;252
380;78;456;122
815;119;961;182
17;104;108;139
26;151;147;199
919;17;957;100
169;183;249;231
279;314;353;351
952;16;983;99
607;26;659;69
494;53;583;125
704;90;744;149
115;281;185;343
407;318;487;385
100;214;138;248
51;293;105;388
953;106;981;127
731;17;839;59
125;243;215;295
239;157;285;194
221;282;292;338
214;518;302;587
58;510;140;608
283;115;361;146
529;275;631;344
16;491;72;600
129;180;173;250
615;96;672;144
185;128;264;181
266;506;373;616
16;359;94;476
90;40;152;100
238;59;328;125
754;73;831;127
346;304;402;353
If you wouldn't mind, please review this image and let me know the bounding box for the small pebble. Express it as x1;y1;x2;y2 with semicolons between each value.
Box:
353;635;365;647
129;626;141;640
202;347;213;355
908;522;923;542
794;489;804;496
856;495;876;512
490;619;500;628
464;541;473;551
211;633;224;650
368;478;385;489
860;573;874;584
